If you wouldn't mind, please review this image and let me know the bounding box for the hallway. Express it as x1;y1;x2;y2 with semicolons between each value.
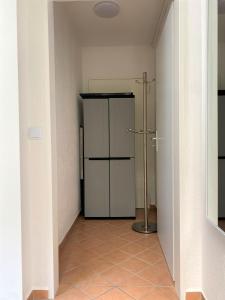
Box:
56;210;178;300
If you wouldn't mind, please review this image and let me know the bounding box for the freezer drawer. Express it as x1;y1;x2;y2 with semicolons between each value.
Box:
219;159;225;218
84;159;109;217
218;96;225;218
83;99;109;158
110;158;136;217
109;98;135;158
218;96;225;156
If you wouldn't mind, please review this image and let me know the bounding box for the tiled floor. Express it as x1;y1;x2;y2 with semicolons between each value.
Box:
56;209;178;300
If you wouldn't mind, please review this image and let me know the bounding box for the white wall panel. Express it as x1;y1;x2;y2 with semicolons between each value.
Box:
54;3;82;245
0;1;23;299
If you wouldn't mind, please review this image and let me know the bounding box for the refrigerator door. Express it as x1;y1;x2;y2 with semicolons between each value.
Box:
110;158;136;217
218;96;225;218
84;159;110;217
109;98;135;158
83;99;109;158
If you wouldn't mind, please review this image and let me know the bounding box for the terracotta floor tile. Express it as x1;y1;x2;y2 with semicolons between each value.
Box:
108;237;130;248
101;266;134;286
119;274;152;287
151;243;164;253
133;236;159;248
60;260;80;275
61;267;95;285
120;286;153;299
92;243;118;256
141;287;178;300
103;250;130;264
137;248;164;265
68;234;89;243
95;288;134;299
79;238;105;249
76;264;99;275
75;274;112;288
108;220;133;226
118;257;150;273
81;286;112;299
60;248;84;260
119;231;143;242
97;230;117;236
67;248;98;261
138;263;173;286
57;284;73;296
120;243;146;256
55;288;90;300
82;258;114;274
85;248;102;258
58;210;178;300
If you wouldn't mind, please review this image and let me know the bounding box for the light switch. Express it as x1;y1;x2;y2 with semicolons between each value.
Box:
28;127;42;140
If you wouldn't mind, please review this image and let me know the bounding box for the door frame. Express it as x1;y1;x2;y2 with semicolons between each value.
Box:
12;0;182;298
46;0;181;298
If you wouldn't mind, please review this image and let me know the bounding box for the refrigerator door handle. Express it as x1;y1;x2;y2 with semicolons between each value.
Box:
88;158;109;160
109;157;131;160
88;157;131;160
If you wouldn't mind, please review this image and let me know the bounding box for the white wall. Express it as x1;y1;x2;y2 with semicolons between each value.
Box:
18;0;57;298
81;46;155;91
0;1;23;299
81;46;156;208
54;3;82;245
179;0;203;295
202;1;225;300
178;0;225;299
156;1;205;299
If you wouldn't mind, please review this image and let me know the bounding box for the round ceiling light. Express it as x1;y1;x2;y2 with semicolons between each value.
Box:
94;1;120;18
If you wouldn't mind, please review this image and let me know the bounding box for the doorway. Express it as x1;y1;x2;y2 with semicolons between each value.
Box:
48;0;177;298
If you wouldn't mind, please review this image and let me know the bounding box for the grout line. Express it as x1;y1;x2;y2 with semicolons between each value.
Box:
119;286;153;300
117;287;137;300
58;214;173;299
60;242;165;277
79;286;112;300
90;287;115;300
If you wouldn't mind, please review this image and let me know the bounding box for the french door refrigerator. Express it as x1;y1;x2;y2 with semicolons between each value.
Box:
82;94;136;218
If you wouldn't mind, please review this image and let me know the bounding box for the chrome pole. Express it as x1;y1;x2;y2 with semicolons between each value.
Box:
132;72;157;234
143;72;148;231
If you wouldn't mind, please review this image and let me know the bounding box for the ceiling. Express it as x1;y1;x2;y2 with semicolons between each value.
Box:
55;0;168;46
